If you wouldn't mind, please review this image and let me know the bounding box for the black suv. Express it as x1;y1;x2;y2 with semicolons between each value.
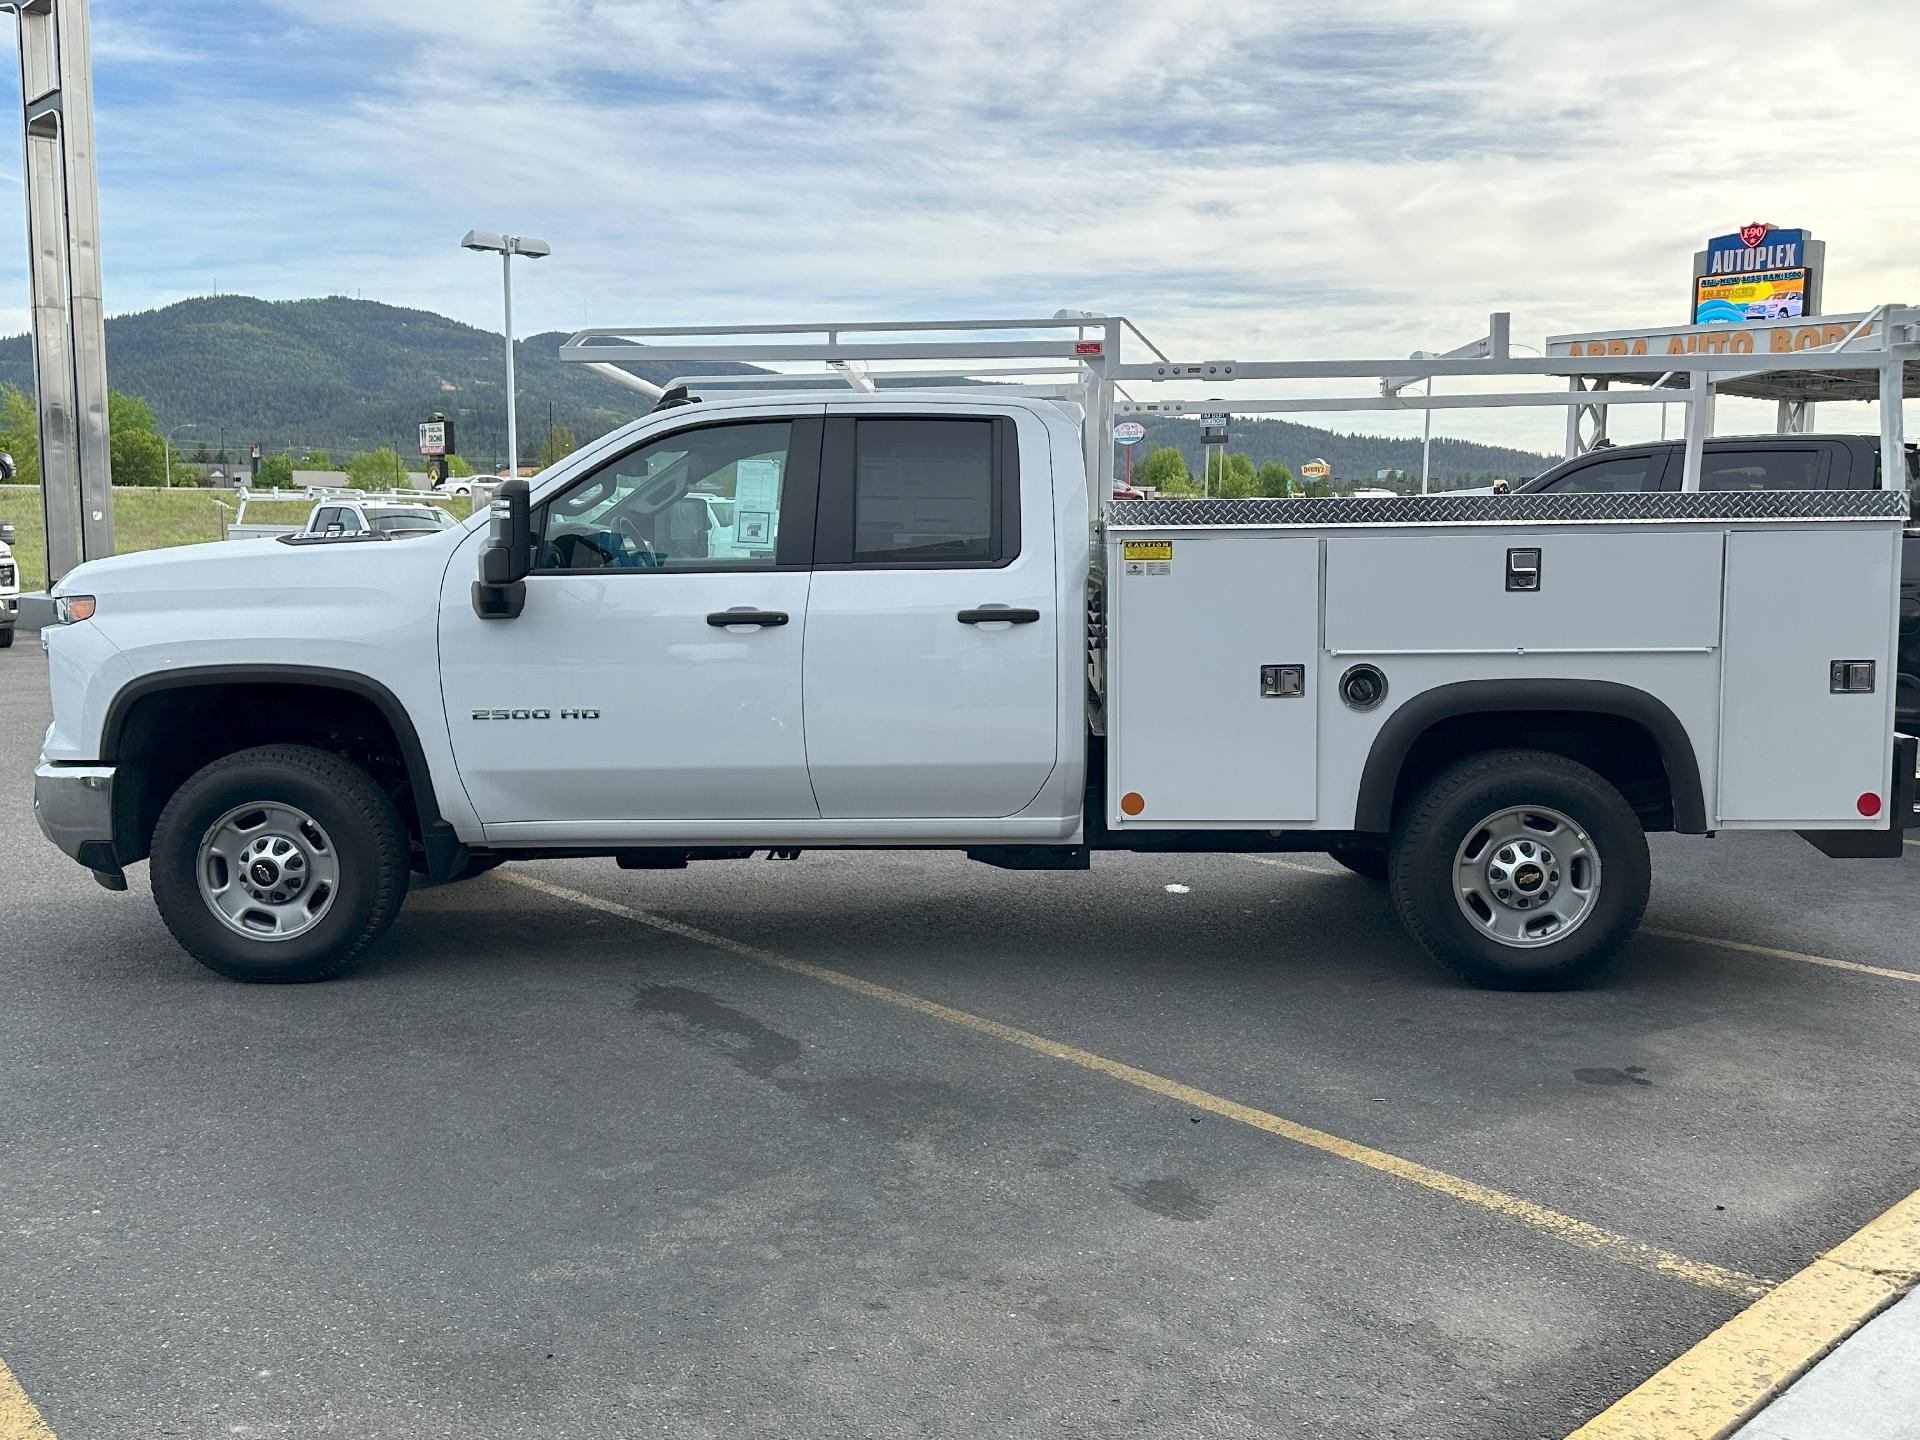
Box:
1521;435;1920;731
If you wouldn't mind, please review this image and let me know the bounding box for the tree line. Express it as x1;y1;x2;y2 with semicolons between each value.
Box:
1;380;583;493
1132;447;1335;498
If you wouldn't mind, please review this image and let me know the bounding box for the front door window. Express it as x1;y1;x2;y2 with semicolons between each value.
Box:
536;421;796;572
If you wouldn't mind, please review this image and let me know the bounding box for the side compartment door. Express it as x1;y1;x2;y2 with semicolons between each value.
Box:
1718;526;1896;823
802;410;1058;819
438;411;824;826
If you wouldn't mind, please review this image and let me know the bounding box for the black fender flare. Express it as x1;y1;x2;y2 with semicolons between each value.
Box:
1353;678;1707;835
101;664;464;877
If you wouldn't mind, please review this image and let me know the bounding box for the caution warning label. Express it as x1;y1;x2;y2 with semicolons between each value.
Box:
1122;539;1173;576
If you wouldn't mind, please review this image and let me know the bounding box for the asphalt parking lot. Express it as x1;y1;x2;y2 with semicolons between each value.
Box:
2;641;1916;1440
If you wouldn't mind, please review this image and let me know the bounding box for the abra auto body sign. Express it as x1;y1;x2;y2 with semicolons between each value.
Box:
1553;315;1871;360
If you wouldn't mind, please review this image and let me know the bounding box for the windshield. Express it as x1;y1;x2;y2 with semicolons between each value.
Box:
367;508;453;533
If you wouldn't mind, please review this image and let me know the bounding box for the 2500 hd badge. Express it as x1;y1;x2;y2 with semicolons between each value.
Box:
471;708;601;720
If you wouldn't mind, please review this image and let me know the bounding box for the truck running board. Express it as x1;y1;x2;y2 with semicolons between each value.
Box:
966;845;1091;871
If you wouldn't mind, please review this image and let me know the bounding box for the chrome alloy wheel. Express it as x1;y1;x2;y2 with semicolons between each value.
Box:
196;802;340;941
1452;804;1600;949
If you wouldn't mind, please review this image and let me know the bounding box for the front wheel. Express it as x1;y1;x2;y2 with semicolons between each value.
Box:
150;744;410;983
1388;749;1649;990
0;626;13;649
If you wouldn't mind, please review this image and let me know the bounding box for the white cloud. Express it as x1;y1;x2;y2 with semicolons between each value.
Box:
7;0;1920;449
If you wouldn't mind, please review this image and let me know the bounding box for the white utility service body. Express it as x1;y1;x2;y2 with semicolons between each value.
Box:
29;311;1916;990
1104;494;1902;833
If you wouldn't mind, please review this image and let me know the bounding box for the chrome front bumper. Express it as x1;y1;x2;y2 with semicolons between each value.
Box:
33;758;119;873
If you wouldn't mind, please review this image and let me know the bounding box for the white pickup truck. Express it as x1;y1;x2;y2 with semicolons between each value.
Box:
0;520;19;648
30;316;1915;991
226;493;462;543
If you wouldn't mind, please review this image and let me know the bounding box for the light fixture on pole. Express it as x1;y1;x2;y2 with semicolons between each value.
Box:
461;229;551;481
163;421;198;488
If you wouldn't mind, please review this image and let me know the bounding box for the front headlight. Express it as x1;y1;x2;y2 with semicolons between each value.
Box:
54;594;96;624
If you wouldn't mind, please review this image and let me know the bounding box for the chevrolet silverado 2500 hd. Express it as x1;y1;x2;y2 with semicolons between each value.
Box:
31;326;1915;991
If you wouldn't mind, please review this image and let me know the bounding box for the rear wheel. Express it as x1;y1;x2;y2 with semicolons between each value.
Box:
1388;749;1649;990
150;744;410;983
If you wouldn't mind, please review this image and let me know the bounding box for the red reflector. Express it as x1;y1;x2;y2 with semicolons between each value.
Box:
1858;792;1883;817
1074;340;1103;355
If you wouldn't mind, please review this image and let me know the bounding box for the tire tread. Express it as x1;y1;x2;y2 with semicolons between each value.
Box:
1389;748;1649;990
150;743;409;982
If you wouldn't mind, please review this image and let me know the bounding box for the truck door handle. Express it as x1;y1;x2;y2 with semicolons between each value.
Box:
957;607;1041;625
706;609;789;628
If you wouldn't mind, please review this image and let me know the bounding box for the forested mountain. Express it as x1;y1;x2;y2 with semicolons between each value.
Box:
0;294;1552;481
0;295;750;469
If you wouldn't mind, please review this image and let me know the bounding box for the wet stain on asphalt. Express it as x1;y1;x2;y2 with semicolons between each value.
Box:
633;983;801;1079
1111;1176;1217;1222
1575;1065;1653;1088
632;983;989;1141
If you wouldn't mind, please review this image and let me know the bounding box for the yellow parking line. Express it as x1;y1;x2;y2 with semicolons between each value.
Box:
0;1359;56;1440
1566;1185;1920;1440
1644;927;1920;985
499;868;1767;1298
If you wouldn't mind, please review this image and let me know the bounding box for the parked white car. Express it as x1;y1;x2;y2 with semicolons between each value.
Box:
432;475;506;499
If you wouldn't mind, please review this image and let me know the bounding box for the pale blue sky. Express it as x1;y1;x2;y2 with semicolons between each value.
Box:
2;0;1916;447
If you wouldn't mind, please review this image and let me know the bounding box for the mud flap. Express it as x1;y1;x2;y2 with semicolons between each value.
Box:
1798;734;1916;858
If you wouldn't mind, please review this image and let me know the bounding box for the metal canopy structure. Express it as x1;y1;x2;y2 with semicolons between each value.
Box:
560;305;1916;496
5;0;112;583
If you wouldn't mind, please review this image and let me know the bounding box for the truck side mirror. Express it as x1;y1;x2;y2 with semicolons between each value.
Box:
472;478;532;620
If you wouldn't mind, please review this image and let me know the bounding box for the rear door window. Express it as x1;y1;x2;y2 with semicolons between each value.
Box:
854;419;997;564
1697;449;1824;490
813;416;1021;568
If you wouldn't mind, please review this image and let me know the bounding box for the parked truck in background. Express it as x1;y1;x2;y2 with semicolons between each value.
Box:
1519;434;1920;729
28;318;1915;994
0;520;18;649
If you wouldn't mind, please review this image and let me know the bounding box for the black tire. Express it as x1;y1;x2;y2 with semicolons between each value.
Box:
1388;749;1649;991
1326;844;1389;882
0;626;13;648
150;744;410;983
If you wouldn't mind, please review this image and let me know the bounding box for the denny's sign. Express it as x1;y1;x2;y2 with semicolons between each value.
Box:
1550;315;1872;360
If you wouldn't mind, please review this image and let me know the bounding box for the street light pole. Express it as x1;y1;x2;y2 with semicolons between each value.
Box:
461;229;551;480
163;421;197;488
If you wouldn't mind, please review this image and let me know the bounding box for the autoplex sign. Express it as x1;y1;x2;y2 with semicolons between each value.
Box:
1554;316;1869;359
1691;223;1819;325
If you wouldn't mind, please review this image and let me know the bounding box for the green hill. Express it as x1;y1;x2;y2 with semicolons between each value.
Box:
0;294;1553;481
0;294;749;470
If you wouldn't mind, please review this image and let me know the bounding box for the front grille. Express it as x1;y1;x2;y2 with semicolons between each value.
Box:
0;563;14;587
